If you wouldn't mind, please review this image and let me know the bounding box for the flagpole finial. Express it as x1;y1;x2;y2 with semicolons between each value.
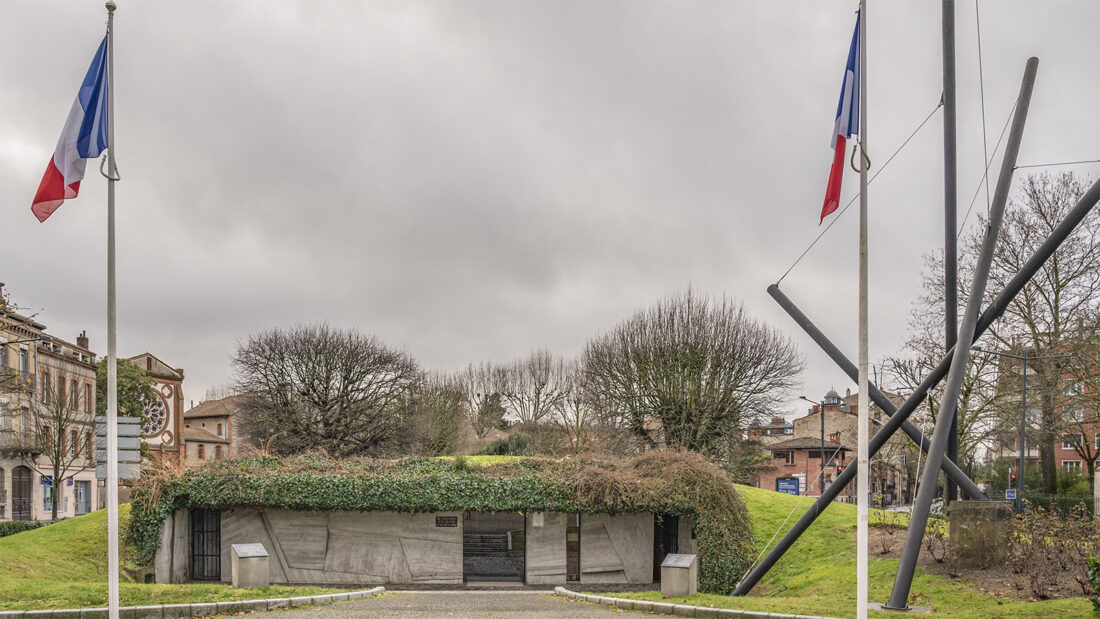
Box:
106;1;117;12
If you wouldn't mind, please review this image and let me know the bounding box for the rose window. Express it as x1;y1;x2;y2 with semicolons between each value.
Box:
141;396;168;436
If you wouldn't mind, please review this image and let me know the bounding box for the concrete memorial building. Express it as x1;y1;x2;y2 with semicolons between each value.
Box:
138;454;747;589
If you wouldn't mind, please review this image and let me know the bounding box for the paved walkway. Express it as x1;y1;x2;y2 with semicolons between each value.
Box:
272;591;622;618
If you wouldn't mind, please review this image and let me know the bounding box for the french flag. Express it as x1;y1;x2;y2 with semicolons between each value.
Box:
32;35;109;223
820;11;861;223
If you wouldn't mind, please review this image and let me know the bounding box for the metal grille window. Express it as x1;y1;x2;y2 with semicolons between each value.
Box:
189;509;221;581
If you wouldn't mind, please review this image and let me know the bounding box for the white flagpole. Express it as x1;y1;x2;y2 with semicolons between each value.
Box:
104;2;120;618
856;0;869;617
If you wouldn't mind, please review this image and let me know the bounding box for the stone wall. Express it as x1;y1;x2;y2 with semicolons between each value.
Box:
579;513;654;584
157;508;656;586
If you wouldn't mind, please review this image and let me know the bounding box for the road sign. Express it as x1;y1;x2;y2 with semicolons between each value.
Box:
95;415;143;480
40;475;53;486
1005;488;1017;500
777;478;800;495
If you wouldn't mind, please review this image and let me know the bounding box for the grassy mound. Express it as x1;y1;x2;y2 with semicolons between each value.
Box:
128;451;755;593
0;506;331;610
607;485;1094;617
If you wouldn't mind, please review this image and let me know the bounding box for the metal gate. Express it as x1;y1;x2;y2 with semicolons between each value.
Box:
189;509;221;581
463;511;525;582
11;466;32;521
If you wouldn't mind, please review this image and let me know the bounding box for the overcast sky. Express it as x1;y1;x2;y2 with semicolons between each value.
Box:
1;0;1097;416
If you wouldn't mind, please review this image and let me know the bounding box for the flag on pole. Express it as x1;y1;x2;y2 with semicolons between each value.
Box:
31;35;110;223
820;11;861;223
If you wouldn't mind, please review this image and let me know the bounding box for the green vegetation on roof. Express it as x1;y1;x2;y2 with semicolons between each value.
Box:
128;451;755;594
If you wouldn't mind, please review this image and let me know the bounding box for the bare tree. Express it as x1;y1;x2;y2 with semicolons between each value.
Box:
552;362;598;453
407;373;466;456
456;362;506;439
233;324;421;457
499;350;570;428
583;290;803;456
1057;323;1100;495
958;173;1100;494
885;259;1010;482
17;381;94;521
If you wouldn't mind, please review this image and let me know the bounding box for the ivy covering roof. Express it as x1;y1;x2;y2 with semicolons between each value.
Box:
127;451;754;593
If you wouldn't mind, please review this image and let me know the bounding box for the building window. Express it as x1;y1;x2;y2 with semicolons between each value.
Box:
1061;435;1082;450
19;348;28;373
57;378;64;407
86;432;93;462
197;444;205;460
1062;460;1082;471
70;379;78;408
214;445;223;460
71;429;78;457
216;423;222;436
42;371;50;403
44;484;55;512
776;451;794;465
0;342;8;367
85;383;92;413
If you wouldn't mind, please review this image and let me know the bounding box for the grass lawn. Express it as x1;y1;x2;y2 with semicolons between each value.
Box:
602;485;1094;618
0;505;336;610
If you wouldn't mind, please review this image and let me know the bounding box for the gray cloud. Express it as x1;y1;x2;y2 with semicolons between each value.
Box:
1;0;1097;411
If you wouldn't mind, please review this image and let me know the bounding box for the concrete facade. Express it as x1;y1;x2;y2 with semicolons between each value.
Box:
157;508;679;586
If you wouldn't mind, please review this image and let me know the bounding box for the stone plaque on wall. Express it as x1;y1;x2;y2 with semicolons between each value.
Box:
435;515;458;527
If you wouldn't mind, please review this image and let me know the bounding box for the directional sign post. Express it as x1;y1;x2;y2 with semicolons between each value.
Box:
95;416;142;480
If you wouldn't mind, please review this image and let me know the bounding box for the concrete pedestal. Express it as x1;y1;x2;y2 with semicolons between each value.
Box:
660;553;697;597
231;543;270;588
948;500;1011;569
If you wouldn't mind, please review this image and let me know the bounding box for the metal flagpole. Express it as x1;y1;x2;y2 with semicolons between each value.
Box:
856;0;869;616
104;2;120;618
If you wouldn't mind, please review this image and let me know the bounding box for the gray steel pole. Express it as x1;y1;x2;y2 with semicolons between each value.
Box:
943;0;960;506
887;57;1038;611
1018;361;1026;514
736;174;1100;598
768;285;985;497
104;2;120;618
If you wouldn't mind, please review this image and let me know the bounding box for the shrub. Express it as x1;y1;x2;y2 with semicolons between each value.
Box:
0;520;45;538
476;433;533;456
127;450;754;594
1087;556;1100;611
1006;501;1100;598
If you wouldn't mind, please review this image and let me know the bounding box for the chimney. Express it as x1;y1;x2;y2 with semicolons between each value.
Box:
846;388;851;397
76;330;89;350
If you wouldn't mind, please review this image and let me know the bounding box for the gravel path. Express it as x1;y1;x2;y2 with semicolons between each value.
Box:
271;591;622;618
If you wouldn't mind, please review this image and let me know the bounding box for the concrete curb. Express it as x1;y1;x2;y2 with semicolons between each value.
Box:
0;587;385;619
553;587;840;619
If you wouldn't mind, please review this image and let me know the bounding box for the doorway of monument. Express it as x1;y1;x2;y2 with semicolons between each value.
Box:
463;511;526;582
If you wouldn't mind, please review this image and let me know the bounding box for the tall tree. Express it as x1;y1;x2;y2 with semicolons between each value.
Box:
499;350;570;427
886;253;1009;482
95;359;156;420
233;324;421;457
17;381;94;521
583;290;803;456
457;362;506;439
552;362;598;453
978;173;1100;494
408;373;466;456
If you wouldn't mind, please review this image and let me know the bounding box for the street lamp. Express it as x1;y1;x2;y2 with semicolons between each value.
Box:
972;345;1075;515
801;390;845;495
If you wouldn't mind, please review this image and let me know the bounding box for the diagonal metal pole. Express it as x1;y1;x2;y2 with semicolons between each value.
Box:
767;285;984;498
734;173;1100;599
887;56;1038;610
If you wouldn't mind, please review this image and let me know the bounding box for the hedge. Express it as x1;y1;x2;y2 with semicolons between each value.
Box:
0;520;45;538
127;451;755;594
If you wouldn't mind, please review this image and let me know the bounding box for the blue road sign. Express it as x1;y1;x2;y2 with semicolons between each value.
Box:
1005;488;1017;500
776;478;800;495
39;475;53;486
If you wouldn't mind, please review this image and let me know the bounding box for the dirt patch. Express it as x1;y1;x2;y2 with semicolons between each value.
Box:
867;525;1088;601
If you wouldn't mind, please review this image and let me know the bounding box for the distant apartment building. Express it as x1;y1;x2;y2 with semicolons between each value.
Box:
0;296;99;522
182;395;243;467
